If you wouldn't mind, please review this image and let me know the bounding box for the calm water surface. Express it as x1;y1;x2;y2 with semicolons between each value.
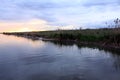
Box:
0;34;120;80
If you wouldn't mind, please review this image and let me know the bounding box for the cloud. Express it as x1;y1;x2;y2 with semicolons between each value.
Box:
0;18;78;32
0;0;120;32
82;0;119;7
0;19;58;32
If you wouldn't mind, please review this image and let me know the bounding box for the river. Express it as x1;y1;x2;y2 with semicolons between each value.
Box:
0;34;120;80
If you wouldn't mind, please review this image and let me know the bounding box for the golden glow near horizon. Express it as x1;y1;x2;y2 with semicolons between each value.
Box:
0;19;55;32
0;18;77;32
0;34;45;48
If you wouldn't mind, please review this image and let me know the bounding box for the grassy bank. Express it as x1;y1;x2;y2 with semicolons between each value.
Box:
3;28;120;48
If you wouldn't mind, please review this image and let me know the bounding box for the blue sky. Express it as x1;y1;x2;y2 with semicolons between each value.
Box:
0;0;120;32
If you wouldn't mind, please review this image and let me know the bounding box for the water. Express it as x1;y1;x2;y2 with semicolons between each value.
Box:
0;34;120;80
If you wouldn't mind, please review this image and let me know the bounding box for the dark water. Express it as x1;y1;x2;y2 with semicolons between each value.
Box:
0;34;120;80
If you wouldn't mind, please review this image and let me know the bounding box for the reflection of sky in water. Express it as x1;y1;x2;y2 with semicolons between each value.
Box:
0;34;120;80
0;34;45;48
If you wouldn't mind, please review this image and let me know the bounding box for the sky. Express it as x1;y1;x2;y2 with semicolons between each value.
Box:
0;0;120;32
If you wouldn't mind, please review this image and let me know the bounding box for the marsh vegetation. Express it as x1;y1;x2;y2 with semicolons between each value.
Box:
3;18;120;49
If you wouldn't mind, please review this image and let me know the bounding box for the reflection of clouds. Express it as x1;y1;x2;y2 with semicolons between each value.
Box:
80;48;110;58
28;40;45;48
0;34;45;48
113;55;120;71
21;54;57;65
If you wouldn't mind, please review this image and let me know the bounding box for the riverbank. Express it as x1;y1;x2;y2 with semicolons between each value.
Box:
3;28;120;50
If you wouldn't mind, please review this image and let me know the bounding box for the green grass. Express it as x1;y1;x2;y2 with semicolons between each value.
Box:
3;28;120;46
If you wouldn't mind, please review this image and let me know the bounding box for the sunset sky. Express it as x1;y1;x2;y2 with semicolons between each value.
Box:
0;0;120;32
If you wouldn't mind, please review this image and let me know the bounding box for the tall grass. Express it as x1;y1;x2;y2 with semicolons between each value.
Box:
3;28;120;45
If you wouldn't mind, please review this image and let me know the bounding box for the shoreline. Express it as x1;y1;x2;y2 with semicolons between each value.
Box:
3;28;120;51
3;33;120;52
42;38;120;50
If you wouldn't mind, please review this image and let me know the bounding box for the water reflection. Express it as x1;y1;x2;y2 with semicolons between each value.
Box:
45;40;120;54
0;34;120;80
0;34;45;48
